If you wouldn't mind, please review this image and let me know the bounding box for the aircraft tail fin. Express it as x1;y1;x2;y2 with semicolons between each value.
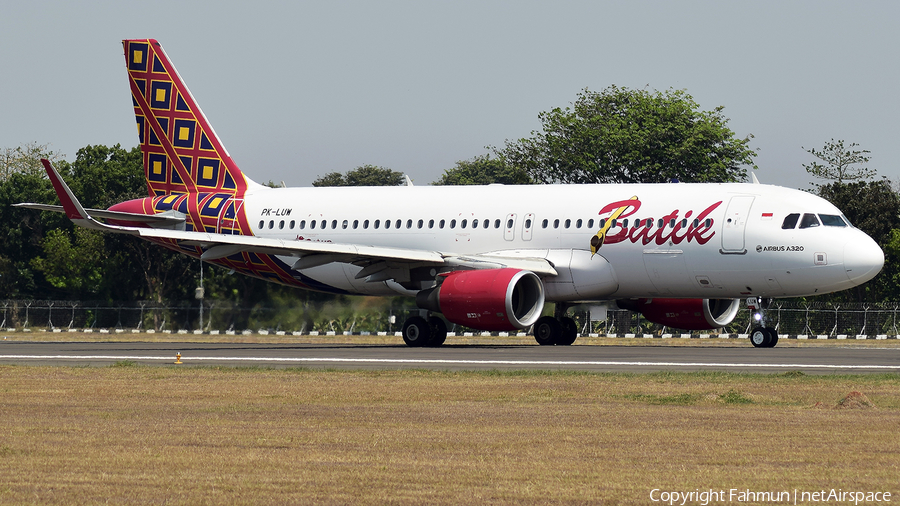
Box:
123;39;258;198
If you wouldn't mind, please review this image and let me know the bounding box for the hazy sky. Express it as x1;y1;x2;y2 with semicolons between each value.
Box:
2;1;897;190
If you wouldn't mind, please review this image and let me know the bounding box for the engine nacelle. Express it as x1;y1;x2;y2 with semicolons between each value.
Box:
616;298;740;330
416;268;545;331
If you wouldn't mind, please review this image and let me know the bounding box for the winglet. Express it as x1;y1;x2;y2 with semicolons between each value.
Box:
41;159;91;221
39;159;139;234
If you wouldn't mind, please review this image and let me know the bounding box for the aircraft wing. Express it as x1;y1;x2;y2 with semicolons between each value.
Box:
25;159;558;278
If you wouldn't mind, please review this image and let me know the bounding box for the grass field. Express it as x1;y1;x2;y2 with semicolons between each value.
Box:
0;364;897;505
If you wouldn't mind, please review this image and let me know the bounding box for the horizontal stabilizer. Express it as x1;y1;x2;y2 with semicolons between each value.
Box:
13;203;185;225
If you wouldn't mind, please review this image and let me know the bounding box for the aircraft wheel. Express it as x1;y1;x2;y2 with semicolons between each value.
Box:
750;326;769;348
533;316;561;345
766;327;779;348
556;317;578;346
427;317;447;347
402;316;431;347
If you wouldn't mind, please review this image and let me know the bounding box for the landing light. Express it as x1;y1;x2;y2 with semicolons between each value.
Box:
753;313;762;322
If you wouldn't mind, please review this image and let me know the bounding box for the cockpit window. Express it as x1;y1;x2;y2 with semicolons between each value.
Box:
798;213;820;229
782;213;800;229
819;214;847;227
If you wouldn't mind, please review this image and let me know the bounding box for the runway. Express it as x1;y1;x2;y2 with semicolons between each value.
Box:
2;340;900;373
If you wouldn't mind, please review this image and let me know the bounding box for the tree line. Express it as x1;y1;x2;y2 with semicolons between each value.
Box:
2;86;898;322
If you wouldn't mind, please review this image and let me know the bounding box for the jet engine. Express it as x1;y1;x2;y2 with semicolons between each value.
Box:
416;268;545;331
616;298;740;330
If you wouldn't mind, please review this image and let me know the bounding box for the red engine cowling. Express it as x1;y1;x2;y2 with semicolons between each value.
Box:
416;268;545;331
616;298;740;330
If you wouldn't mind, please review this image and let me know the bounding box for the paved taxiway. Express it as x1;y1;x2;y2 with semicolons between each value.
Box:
1;341;899;373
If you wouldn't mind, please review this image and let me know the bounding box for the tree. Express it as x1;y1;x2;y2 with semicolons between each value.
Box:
312;165;404;187
816;178;900;302
0;142;61;180
494;86;757;184
432;155;533;185
803;139;874;183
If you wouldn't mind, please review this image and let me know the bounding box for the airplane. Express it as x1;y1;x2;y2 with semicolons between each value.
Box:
16;39;885;348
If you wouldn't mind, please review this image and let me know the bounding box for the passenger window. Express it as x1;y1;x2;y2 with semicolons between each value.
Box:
310;220;316;230
320;220;326;229
374;219;380;229
657;218;664;228
506;219;514;229
428;219;434;229
587;219;594;228
290;220;295;229
645;219;652;229
300;220;306;229
342;220;348;229
450;219;456;229
680;219;687;228
599;219;606;228
417;219;423;229
781;213;800;229
484;220;490;229
705;219;711;227
525;219;532;229
363;219;369;229
819;214;847;227
439;219;445;229
553;219;560;229
692;219;698;228
472;219;479;228
279;220;284;229
621;219;628;228
461;219;467;229
331;220;337;229
494;219;501;228
269;221;274;229
669;219;675;228
565;219;571;229
406;219;412;229
385;220;391;229
258;220;264;229
395;219;401;229
542;219;548;229
353;220;359;229
576;219;582;228
798;213;820;229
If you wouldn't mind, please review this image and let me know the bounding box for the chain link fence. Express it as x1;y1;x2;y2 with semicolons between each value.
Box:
3;299;900;337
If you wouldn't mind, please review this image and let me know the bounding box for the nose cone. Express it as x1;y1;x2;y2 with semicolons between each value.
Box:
844;235;884;285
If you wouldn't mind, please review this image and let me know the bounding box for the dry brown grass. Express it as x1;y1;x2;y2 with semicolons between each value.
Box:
0;366;897;505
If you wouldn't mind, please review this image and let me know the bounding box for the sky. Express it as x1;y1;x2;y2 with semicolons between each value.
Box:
2;1;898;190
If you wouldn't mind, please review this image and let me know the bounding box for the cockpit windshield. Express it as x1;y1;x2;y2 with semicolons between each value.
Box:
782;212;849;229
818;214;847;227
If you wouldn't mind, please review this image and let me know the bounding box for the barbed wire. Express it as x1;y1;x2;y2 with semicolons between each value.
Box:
2;299;899;336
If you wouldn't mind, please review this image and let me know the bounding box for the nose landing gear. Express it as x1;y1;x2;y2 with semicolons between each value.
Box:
748;297;779;348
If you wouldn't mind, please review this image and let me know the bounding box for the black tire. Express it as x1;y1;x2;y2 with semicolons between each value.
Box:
556;317;578;346
766;327;779;348
402;316;431;347
533;316;561;346
750;326;768;348
427;317;447;347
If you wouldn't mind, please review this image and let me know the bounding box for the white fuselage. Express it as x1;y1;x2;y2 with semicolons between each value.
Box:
239;182;884;301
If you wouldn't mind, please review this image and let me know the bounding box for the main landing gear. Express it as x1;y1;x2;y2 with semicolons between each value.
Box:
532;304;578;346
748;297;779;348
401;315;448;347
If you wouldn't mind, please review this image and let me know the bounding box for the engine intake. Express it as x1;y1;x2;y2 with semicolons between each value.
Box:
416;268;545;331
616;298;740;330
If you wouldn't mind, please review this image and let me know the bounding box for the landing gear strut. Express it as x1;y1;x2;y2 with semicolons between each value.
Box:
532;304;578;346
401;315;448;347
748;297;779;348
